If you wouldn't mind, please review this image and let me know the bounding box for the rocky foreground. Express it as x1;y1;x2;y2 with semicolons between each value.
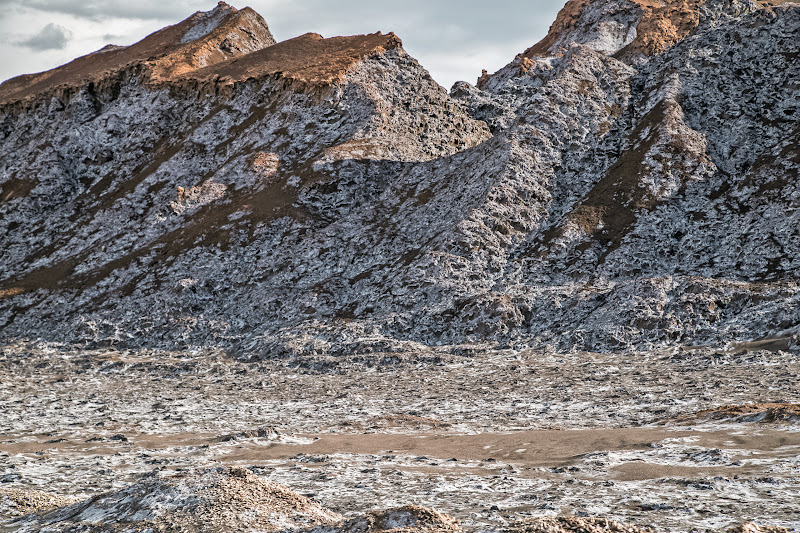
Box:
1;343;799;532
1;466;793;532
1;0;799;355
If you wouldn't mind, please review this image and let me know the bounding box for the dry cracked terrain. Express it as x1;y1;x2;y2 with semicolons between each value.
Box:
1;343;799;531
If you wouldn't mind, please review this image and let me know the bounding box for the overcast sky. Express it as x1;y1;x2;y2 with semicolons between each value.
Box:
0;0;564;89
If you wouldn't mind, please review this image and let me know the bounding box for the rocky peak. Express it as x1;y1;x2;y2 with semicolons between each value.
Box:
150;2;277;81
0;2;276;106
476;0;710;87
507;0;782;67
181;1;239;45
478;0;785;87
186;31;404;90
524;0;647;57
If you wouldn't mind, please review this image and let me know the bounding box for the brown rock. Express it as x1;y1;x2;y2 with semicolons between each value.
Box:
187;31;404;90
502;516;653;533
678;403;800;424
0;487;79;520
0;2;276;105
726;523;790;533
523;0;708;60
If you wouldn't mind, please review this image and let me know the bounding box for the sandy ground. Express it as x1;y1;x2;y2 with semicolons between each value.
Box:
1;342;799;531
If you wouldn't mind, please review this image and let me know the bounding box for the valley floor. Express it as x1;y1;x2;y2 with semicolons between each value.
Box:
1;343;799;531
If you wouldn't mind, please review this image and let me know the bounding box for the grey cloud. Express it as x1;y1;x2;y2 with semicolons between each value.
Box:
7;0;198;21
16;22;71;50
259;0;558;49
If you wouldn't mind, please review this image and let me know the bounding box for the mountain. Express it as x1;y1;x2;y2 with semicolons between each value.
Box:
1;0;798;357
0;2;276;105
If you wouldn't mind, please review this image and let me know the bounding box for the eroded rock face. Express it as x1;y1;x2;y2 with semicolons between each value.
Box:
491;0;768;73
1;0;799;356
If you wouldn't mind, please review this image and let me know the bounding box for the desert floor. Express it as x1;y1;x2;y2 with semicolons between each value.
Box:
1;343;799;531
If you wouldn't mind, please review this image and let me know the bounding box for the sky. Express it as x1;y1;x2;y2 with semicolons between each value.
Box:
0;0;564;89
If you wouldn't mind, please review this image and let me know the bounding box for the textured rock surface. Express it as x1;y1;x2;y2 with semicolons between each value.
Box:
1;0;799;357
500;519;787;533
725;524;790;533
2;342;799;531
501;517;653;533
676;403;800;423
7;465;789;533
306;505;462;533
11;467;342;532
9;467;461;533
0;489;79;521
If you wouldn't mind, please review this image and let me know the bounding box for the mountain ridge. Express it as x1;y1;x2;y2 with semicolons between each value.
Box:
1;0;798;356
0;1;278;106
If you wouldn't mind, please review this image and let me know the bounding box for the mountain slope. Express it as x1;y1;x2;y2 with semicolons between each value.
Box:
1;0;798;355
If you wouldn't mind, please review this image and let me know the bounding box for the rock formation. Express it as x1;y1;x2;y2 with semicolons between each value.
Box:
10;467;341;532
0;489;79;521
1;0;799;356
0;2;277;106
674;402;800;424
8;467;464;533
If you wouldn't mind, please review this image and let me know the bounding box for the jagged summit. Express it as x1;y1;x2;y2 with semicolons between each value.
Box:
476;0;800;91
187;31;403;89
0;2;276;105
477;0;792;88
181;2;241;44
0;3;406;106
477;0;694;87
521;0;709;60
